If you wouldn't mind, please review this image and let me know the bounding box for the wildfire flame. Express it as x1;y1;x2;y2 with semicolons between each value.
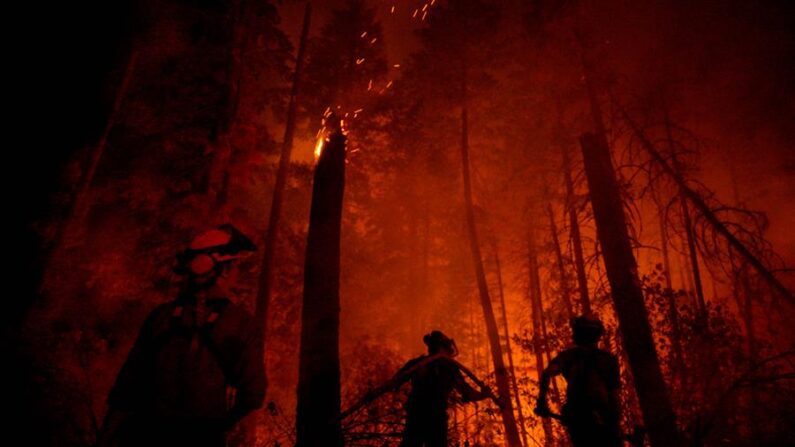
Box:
314;136;326;160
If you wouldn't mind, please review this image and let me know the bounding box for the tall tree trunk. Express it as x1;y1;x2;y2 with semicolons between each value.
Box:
460;107;522;447
493;240;530;447
255;0;310;366
527;229;554;445
580;132;680;447
547;203;574;321
563;146;591;315
295;129;345;447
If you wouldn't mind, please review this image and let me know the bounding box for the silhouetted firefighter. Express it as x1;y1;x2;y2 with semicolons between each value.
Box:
534;316;622;447
98;225;265;447
341;330;496;447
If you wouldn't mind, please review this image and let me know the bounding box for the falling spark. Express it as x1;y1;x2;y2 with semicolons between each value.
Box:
370;37;377;44
422;4;428;12
412;9;418;18
422;11;428;20
386;81;393;89
390;6;395;14
356;58;365;65
360;31;367;38
393;64;401;68
367;79;373;91
354;108;363;114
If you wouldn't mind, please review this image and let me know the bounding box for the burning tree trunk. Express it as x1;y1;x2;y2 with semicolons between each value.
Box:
460;107;522;447
493;240;530;447
295;127;345;447
579;132;680;447
563;146;592;315
547;203;574;321
526;228;554;445
255;0;310;368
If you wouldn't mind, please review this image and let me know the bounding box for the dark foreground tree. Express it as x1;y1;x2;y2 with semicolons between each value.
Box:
580;132;680;447
295;122;346;447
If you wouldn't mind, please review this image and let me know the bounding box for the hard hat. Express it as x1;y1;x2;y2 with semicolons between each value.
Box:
570;315;605;344
175;224;257;276
424;330;459;357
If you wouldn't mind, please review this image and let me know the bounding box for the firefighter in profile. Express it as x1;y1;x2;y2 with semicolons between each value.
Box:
97;224;265;447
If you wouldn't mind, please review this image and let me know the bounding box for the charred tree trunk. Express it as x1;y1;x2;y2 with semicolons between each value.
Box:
580;132;680;447
460;107;522;447
255;0;310;363
527;229;554;445
563;146;592;315
295;130;345;447
493;240;530;447
547;203;574;321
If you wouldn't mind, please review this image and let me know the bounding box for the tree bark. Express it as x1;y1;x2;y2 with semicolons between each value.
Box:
562;146;591;315
460;107;522;447
580;132;680;447
295;130;345;447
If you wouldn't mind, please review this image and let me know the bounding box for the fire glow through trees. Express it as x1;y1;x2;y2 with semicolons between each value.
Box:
15;1;795;447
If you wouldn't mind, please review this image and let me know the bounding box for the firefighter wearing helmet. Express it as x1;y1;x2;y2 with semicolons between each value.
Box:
393;330;491;447
534;315;622;447
98;224;265;447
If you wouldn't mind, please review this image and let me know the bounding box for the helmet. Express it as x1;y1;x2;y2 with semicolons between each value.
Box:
175;224;257;276
570;315;605;345
423;330;458;357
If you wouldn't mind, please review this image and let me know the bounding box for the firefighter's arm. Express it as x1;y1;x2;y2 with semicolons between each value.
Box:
452;367;490;403
534;357;562;417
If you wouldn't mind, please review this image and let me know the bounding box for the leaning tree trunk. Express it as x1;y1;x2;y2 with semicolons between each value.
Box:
41;49;137;295
493;240;530;447
460;107;522;447
255;0;311;365
562;146;592;315
547;203;574;321
527;229;554;445
580;132;680;447
295;129;345;447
